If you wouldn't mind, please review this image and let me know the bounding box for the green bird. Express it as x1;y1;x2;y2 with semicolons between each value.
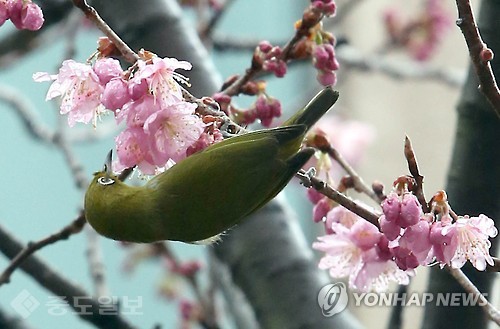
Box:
84;88;339;243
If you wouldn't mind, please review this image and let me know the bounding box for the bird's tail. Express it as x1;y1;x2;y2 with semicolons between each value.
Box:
282;87;339;130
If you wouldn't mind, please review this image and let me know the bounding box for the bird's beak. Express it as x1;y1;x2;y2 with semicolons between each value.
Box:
103;149;113;178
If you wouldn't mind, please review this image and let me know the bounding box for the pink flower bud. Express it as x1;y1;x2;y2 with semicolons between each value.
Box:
317;71;336;86
375;235;392;261
274;60;287;77
379;214;401;241
381;192;401;222
94;58;123;85
179;300;196;321
397;193;422;228
480;48;494;62
0;2;9;26
307;188;324;204
102;78;130;111
8;0;44;31
128;78;149;100
173;260;203;277
392;246;419;270
258;40;273;53
313;198;331;223
20;2;44;31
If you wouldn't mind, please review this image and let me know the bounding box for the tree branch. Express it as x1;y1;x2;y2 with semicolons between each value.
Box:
455;0;500;117
0;215;86;286
422;0;500;327
0;224;137;329
448;267;500;325
296;170;381;227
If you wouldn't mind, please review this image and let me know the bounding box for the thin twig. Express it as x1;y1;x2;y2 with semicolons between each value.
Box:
336;44;465;88
211;37;466;88
0;165;135;286
0;214;86;286
306;131;380;202
220;5;326;96
448;267;500;325
327;146;380;202
199;0;235;40
404;136;429;212
71;0;139;63
455;0;500;117
0;85;55;142
86;228;109;297
154;243;220;329
296;170;380;227
0;224;137;329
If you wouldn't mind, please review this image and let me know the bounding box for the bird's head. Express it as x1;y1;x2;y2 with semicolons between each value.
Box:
96;149;116;182
87;150;123;200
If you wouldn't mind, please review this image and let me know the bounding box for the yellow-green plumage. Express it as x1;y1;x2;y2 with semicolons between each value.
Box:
84;88;339;243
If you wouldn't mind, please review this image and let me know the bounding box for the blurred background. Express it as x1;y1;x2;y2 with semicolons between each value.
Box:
0;0;494;328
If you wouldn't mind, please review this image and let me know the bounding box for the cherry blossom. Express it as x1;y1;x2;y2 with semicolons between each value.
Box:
115;126;156;175
133;57;192;107
314;220;413;292
144;101;205;164
444;215;498;271
33;60;104;127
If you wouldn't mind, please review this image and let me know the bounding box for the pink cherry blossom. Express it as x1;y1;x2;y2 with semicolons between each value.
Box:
304;116;375;184
313;223;363;279
349;219;382;251
351;248;412;292
314;221;413;292
116;94;159;127
115;126;156;175
443;215;498;271
325;206;360;232
133;57;192;107
429;215;456;265
144;101;204;164
33;60;104;127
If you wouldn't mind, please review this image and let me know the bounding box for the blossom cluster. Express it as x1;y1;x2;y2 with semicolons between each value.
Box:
217;79;283;128
0;0;44;30
34;55;213;174
312;185;497;292
383;0;451;61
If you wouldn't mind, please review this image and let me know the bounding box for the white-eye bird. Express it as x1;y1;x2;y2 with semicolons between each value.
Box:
84;88;339;243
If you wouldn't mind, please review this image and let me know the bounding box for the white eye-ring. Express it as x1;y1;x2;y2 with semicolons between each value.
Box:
98;177;115;186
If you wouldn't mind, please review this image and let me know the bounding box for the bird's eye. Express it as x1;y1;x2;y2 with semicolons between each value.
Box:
98;177;115;186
